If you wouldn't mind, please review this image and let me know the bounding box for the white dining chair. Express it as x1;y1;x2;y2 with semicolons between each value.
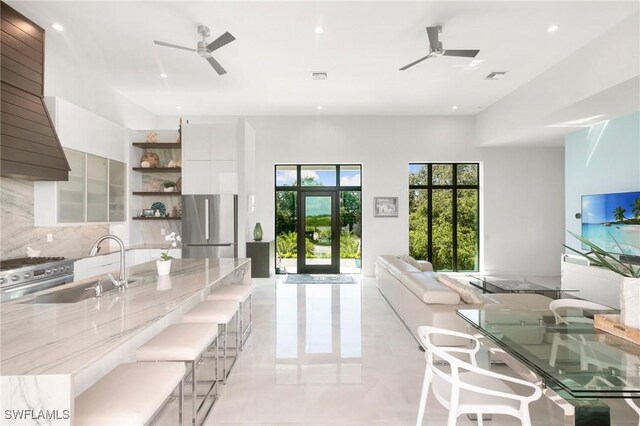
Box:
548;299;615;370
549;299;613;325
416;326;542;426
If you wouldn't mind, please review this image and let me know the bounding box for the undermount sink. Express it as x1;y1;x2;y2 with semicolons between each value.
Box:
20;279;137;304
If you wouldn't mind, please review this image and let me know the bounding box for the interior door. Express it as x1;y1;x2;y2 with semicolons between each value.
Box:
298;191;340;274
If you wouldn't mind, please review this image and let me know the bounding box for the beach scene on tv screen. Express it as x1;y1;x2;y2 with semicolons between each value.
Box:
581;191;640;255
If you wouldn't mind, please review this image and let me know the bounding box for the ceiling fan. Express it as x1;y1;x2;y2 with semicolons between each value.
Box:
399;26;479;71
154;25;235;75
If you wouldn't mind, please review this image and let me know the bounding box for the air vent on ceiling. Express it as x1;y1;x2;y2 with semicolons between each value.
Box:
485;71;507;80
312;72;327;80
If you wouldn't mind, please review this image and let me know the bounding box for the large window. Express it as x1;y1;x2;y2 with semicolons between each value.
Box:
409;163;479;272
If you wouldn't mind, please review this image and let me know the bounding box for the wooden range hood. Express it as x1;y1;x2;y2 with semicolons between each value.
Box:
0;1;69;181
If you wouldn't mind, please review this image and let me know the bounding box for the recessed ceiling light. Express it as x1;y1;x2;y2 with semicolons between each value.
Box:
159;73;168;78
52;23;64;31
315;27;324;34
452;106;459;110
176;106;183;110
317;106;323;110
312;72;328;80
547;24;560;33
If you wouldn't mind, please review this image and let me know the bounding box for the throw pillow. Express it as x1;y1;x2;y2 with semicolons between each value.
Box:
398;255;424;271
437;275;485;304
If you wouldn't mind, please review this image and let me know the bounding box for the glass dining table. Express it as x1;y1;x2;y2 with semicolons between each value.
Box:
457;307;640;426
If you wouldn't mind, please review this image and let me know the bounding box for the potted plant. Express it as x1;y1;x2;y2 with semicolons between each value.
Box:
157;232;181;276
564;231;639;329
163;181;176;192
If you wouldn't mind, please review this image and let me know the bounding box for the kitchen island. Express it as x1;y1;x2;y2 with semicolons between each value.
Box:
0;257;250;425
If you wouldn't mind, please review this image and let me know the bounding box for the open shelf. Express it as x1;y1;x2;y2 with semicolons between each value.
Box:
132;217;182;221
132;191;182;196
132;167;181;172
133;143;181;149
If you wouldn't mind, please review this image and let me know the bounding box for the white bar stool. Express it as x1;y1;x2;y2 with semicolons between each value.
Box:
75;362;185;426
182;300;240;384
207;284;253;349
136;323;219;426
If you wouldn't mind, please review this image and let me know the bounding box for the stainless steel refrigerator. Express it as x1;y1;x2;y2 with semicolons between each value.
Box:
182;195;238;258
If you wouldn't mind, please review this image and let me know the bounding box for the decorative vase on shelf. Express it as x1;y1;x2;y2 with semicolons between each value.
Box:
253;222;263;241
620;277;640;329
156;259;172;276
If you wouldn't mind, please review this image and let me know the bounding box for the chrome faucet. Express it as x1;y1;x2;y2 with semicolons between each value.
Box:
89;235;128;290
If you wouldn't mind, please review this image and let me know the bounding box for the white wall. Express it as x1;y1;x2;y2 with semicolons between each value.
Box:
565;112;640;247
44;46;156;129
244;116;564;276
475;13;640;147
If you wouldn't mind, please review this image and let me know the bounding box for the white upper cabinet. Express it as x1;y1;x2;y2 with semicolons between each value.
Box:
182;121;240;194
35;98;129;225
211;124;238;161
181;160;211;195
182;125;212;161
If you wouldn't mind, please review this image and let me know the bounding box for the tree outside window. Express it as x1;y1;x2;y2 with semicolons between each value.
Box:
409;163;479;272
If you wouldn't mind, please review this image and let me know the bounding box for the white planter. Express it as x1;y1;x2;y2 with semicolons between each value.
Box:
156;275;172;291
156;259;172;276
620;277;640;329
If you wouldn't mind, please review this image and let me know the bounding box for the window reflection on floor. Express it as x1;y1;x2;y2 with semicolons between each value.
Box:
275;281;363;384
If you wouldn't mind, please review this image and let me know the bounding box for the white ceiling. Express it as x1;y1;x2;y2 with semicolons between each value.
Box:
7;1;640;117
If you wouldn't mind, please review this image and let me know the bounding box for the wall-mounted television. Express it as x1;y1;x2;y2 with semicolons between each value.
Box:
581;191;640;256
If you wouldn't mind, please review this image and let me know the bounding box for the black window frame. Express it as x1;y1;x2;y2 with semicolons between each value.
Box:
409;162;480;272
274;164;363;274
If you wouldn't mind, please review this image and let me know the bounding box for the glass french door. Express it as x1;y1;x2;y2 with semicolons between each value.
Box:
297;191;340;274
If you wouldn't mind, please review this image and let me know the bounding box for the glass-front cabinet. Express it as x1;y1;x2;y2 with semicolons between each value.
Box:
55;148;126;223
109;160;126;222
57;148;86;223
87;154;109;222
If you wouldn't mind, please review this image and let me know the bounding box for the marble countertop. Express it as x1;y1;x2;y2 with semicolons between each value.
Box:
0;258;250;379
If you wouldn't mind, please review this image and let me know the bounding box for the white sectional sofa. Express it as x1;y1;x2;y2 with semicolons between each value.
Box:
375;255;553;346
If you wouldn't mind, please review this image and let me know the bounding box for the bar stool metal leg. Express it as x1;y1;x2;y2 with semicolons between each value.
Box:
236;308;241;354
222;323;227;384
179;378;184;426
191;360;197;425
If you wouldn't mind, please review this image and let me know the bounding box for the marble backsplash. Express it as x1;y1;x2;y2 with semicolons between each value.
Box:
0;177;109;260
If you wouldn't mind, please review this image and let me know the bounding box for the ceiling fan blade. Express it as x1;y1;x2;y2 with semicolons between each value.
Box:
426;26;440;49
206;56;227;75
206;31;236;52
443;49;479;58
154;40;196;52
399;54;431;71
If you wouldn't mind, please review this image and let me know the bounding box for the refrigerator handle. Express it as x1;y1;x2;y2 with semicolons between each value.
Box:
205;198;210;241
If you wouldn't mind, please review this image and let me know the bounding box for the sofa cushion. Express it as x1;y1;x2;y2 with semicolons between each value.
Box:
438;275;485;304
384;259;422;281
403;272;461;305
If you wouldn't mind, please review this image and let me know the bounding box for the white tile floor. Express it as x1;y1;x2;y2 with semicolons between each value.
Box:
159;275;639;425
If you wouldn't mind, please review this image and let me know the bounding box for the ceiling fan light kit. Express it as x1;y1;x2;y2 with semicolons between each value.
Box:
400;25;480;71
153;25;236;75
